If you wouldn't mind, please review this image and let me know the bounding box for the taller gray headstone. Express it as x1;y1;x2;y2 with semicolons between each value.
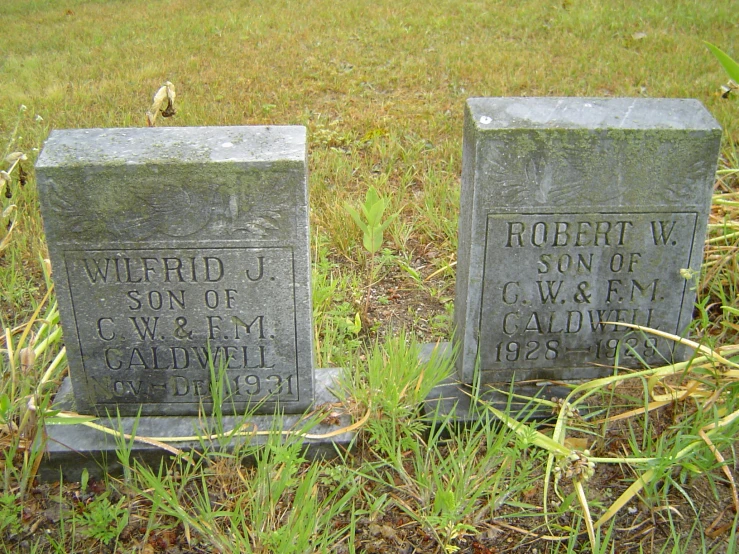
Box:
455;98;721;386
36;126;314;416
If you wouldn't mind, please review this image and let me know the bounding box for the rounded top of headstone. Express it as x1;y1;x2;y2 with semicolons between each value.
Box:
466;97;721;132
36;126;306;167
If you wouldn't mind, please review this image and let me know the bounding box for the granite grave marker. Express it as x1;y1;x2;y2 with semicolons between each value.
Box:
36;126;314;417
454;97;721;388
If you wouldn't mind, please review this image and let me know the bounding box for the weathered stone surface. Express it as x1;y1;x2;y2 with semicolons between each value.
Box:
420;341;570;421
38;368;351;482
36;126;314;416
455;98;721;385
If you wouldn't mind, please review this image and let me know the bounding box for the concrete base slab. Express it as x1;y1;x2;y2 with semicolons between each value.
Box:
38;367;353;482
420;342;577;422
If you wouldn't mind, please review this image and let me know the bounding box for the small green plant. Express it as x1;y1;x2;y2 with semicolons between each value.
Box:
111;407;141;486
79;492;129;545
339;330;454;457
132;420;359;553
705;42;739;92
0;493;22;537
79;468;89;495
344;186;397;257
344;186;399;318
312;242;363;367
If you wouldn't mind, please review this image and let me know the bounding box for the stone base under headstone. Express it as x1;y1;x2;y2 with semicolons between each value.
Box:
38;368;353;482
421;343;577;422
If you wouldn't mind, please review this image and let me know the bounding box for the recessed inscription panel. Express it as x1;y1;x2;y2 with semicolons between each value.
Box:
36;126;314;416
479;212;698;381
455;99;721;387
64;247;301;409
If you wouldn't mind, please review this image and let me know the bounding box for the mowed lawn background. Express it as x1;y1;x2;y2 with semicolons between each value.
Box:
2;1;739;553
2;0;739;321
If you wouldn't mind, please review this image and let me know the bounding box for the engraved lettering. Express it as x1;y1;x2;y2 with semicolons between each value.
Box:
650;220;677;245
575;221;592;246
126;380;143;395
605;279;623;303
588;310;611;332
82;258;111;283
171;375;189;396
593;221;611;245
502;282;519;304
191;346;210;368
205;290;219;309
573;281;591;304
192;380;207;396
552;222;570;246
566;311;582;333
97;318;115;341
246;256;264;281
244;345;274;369
151;346;170;369
127;290;142;310
129;316;159;340
506;222;525;247
525;312;543;332
64;246;300;410
538;253;593;274
171;346;189;369
122;258;143;283
168;290;186;309
503;312;519;335
142;257;158;282
225;289;237;308
204;256;224;282
82;256;230;284
129;347;149;369
504;219;633;248
224;345;239;369
531;222;547;247
104;348;122;370
630;279;659;302
232;315;265;339
207;315;222;339
163;257;185;282
149;290;162;310
536;280;563;303
174;317;193;339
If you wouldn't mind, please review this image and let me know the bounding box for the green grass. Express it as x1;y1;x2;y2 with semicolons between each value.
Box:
2;0;739;551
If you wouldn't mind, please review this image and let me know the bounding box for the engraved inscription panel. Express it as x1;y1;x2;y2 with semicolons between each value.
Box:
479;212;698;380
64;247;299;407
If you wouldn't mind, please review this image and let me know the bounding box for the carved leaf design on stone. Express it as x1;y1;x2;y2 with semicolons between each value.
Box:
544;154;597;205
231;211;282;236
525;156;553;203
120;185;211;238
45;173;288;241
485;146;593;206
224;192;283;236
45;179;101;237
482;144;529;204
45;178;213;240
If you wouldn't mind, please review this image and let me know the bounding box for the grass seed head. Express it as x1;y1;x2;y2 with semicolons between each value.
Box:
4;152;26;164
19;347;35;373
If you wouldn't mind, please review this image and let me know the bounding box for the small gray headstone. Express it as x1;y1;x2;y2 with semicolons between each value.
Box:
455;98;721;386
36;126;314;416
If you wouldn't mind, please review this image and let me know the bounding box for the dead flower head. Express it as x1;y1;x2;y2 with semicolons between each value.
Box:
146;81;176;126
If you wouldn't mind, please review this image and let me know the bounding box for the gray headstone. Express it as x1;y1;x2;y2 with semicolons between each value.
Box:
39;367;352;482
455;98;721;386
36;126;314;416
